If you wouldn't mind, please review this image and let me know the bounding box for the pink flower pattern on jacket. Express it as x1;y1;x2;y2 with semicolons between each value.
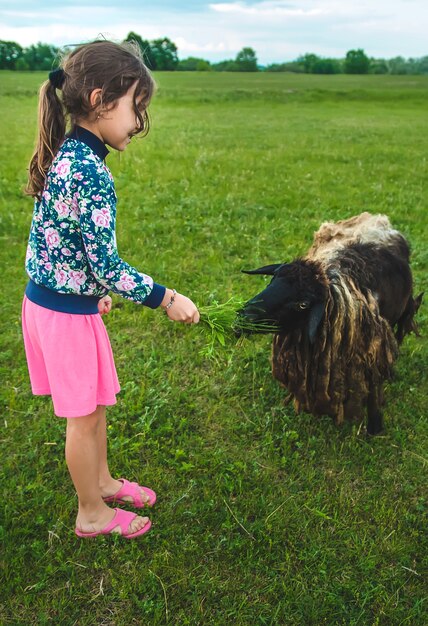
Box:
26;138;155;302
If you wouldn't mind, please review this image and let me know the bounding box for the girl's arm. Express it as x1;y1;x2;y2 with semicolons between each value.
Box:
75;162;165;308
74;161;199;322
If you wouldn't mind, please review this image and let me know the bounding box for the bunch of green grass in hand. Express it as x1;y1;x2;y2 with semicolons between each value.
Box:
195;297;279;359
197;297;244;358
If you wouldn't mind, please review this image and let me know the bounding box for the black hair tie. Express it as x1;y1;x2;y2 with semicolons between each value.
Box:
49;68;66;89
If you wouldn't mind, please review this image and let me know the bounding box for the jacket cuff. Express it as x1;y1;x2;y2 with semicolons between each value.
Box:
143;283;166;309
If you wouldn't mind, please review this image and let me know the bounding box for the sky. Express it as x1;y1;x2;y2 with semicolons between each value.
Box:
0;0;427;64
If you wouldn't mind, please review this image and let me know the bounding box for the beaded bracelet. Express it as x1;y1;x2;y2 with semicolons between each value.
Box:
164;289;177;310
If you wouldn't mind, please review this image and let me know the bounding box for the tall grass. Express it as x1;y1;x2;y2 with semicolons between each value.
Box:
0;71;427;625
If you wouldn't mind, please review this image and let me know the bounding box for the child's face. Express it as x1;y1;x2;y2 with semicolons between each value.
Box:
98;81;146;151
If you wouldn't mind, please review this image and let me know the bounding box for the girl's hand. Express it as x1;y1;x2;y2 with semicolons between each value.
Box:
98;295;112;315
161;289;200;324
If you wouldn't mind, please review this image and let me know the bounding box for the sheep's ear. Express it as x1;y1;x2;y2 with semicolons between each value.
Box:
242;264;282;276
308;302;325;343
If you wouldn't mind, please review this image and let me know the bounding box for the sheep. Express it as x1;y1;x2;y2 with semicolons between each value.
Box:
237;213;422;435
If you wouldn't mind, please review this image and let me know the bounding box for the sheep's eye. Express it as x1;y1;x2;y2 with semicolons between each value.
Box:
299;301;309;310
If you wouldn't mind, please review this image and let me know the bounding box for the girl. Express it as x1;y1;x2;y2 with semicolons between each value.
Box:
22;40;199;539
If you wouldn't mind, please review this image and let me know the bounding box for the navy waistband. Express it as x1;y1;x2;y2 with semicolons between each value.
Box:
25;280;101;314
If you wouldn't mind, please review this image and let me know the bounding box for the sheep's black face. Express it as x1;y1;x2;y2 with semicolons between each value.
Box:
236;260;327;342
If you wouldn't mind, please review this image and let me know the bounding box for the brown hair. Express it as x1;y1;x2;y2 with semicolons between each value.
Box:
25;39;156;199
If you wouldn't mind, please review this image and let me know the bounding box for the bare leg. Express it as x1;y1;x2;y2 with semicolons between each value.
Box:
96;406;120;495
65;406;149;534
96;407;150;505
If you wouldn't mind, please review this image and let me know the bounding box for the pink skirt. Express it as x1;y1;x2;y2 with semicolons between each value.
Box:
22;296;120;417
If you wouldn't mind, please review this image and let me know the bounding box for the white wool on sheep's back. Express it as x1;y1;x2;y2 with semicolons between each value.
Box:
308;212;401;263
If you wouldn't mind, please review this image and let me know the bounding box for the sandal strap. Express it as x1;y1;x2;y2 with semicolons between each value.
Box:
113;478;145;507
103;478;156;508
102;508;137;535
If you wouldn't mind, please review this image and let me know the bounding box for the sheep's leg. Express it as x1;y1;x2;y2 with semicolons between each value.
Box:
366;385;383;435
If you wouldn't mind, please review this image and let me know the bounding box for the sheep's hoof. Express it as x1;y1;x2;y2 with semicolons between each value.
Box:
366;420;384;436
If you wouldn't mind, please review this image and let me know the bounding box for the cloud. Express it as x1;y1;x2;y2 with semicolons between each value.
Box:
174;37;235;54
208;0;423;23
210;1;322;17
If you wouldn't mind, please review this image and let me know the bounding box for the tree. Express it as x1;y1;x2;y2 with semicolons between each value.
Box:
212;59;238;71
15;57;30;71
369;58;388;74
150;38;178;70
312;58;342;74
177;57;211;71
297;53;320;73
265;62;304;73
344;49;370;74
235;47;258;71
124;32;156;70
196;59;211;72
0;40;23;69
23;43;59;71
415;56;428;74
388;56;410;74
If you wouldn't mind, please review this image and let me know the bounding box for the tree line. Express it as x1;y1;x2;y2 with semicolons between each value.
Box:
0;33;427;75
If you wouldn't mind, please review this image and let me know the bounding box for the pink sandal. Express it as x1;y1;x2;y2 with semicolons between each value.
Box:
103;478;157;508
75;508;151;539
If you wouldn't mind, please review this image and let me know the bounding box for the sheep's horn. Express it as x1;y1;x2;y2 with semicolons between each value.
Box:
241;264;283;276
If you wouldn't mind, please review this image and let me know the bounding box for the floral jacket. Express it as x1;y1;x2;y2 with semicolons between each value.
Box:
25;126;165;308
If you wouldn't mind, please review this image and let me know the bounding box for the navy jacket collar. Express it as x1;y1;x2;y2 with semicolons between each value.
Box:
67;125;109;161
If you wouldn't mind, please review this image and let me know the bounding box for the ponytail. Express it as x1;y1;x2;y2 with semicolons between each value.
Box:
25;77;67;199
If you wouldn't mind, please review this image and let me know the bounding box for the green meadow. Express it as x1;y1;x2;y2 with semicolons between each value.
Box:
0;71;427;625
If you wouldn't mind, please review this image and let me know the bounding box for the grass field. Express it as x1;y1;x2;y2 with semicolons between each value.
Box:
0;71;427;625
